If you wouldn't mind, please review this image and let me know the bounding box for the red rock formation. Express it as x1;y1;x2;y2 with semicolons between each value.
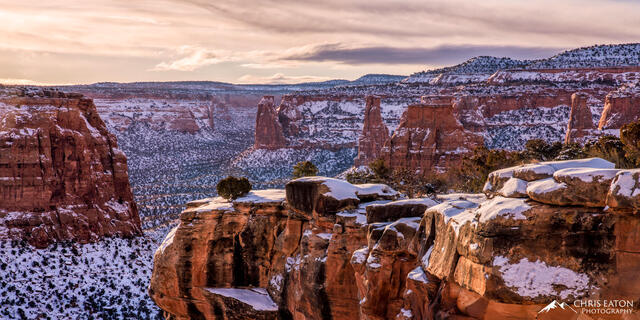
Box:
254;96;287;149
151;160;640;319
0;87;141;248
354;96;389;167
598;82;640;130
380;97;484;173
149;191;287;319
565;93;596;143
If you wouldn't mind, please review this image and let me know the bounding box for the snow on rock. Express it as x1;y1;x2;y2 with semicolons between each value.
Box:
294;177;360;200
351;247;369;265
476;197;532;223
526;178;567;197
542;157;615;171
607;169;640;209
498;178;529;198
194;197;234;212
407;266;429;283
493;256;591;299
205;288;279;311
553;168;620;183
234;189;286;204
353;183;399;199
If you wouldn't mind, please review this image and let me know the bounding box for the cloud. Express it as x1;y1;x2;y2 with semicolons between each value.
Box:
151;46;236;71
0;78;77;86
236;73;333;84
279;43;564;65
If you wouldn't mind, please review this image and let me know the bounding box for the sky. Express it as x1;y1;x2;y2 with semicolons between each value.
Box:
1;0;639;85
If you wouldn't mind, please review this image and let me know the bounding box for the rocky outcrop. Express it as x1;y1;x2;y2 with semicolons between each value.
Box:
565;92;596;143
380;97;484;173
152;158;640;319
0;87;141;248
149;190;288;319
354;96;389;167
254;96;287;149
598;82;640;130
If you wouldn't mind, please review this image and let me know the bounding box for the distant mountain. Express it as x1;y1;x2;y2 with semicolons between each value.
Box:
404;43;640;83
350;74;407;85
403;56;529;83
528;43;640;69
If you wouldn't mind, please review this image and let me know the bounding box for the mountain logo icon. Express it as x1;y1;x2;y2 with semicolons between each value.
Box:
538;300;578;314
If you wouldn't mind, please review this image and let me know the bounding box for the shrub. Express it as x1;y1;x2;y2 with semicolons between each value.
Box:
584;135;631;168
216;176;252;200
369;158;390;180
292;161;318;178
524;139;562;161
453;146;523;192
621;120;640;167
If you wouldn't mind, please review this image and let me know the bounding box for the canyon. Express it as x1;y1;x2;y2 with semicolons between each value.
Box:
2;42;640;320
150;158;640;319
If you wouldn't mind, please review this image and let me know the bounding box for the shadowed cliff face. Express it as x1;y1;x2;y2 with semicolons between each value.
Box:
354;96;389;167
0;87;141;248
150;159;640;320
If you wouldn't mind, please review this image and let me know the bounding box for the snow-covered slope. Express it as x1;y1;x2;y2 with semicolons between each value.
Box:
528;43;640;69
403;56;529;83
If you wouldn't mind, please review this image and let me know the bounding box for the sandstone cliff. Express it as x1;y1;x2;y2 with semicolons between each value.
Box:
150;157;640;319
380;97;484;173
354;96;389;167
599;82;640;131
0;87;141;248
254;96;287;150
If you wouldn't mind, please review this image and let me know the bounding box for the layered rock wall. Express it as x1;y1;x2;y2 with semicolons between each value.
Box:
151;159;640;319
0;87;141;247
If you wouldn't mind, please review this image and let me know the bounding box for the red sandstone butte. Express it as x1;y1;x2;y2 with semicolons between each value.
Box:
254;95;287;149
0;87;141;248
380;96;484;173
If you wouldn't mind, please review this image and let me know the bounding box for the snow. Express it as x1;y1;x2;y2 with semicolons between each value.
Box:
609;169;640;198
428;200;478;223
354;183;399;198
195;197;234;212
234;189;286;203
513;164;555;178
316;233;333;241
526;178;567;195
449;209;479;235
370;198;438;208
336;209;369;226
436;193;486;204
366;254;382;269
0;237;162;319
542;157;614;171
294;177;359;200
269;274;283;291
407;266;429;283
553;168;619;183
351;247;369;265
476;197;531;223
499;178;528;197
205;288;278;311
399;308;413;318
493;255;591;299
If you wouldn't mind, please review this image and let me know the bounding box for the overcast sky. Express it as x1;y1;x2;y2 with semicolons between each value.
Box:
1;0;639;85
